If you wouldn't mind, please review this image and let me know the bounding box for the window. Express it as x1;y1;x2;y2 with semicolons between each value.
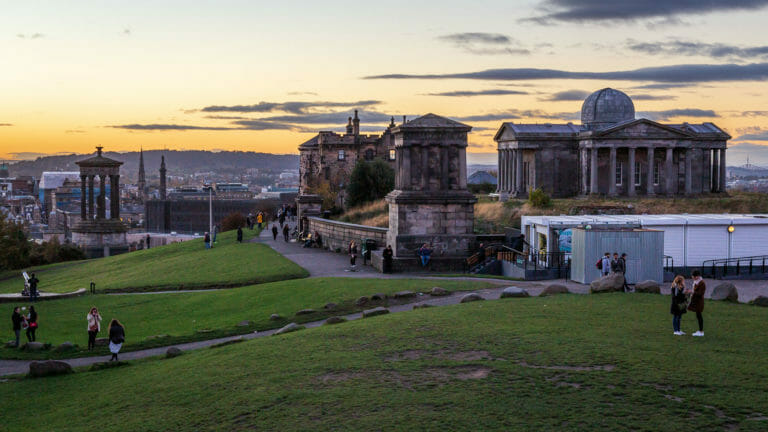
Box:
364;149;374;161
616;162;623;186
338;150;345;160
389;149;396;161
634;162;641;186
653;161;661;185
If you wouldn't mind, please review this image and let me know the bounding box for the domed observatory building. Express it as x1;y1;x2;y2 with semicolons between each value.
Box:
494;88;730;198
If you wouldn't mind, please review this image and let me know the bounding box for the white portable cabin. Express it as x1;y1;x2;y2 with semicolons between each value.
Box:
521;214;768;268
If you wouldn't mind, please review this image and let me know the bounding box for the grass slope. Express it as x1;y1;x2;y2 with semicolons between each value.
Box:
0;229;307;294
1;278;493;359
2;293;767;431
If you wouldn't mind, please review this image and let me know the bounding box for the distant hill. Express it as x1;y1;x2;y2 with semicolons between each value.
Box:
7;150;299;180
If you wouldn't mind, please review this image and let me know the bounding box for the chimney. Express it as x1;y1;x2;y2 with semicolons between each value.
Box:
346;116;353;135
353;109;360;136
402;115;406;124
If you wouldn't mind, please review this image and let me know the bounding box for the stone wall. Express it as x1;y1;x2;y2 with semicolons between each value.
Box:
306;216;388;253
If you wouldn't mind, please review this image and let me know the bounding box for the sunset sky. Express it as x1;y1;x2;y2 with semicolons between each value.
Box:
2;0;768;164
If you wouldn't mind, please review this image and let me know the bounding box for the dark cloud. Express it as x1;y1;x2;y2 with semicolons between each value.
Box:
525;0;768;24
637;109;718;121
423;89;528;97
0;123;12;127
9;152;71;160
17;33;44;39
108;124;235;131
735;128;768;141
455;109;580;122
629;94;677;101
739;111;768;117
364;62;768;83
626;39;768;61
200;100;380;114
631;83;698;90
230;120;301;131
204;115;249;120
437;32;530;55
258;110;394;125
540;89;590;101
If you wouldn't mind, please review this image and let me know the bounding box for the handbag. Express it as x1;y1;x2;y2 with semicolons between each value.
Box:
30;322;38;329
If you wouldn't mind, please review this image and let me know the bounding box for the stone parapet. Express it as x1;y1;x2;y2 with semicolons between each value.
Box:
306;216;388;253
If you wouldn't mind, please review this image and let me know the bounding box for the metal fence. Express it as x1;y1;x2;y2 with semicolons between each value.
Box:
702;255;768;279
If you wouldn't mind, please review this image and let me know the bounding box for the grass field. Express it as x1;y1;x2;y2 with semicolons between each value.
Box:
0;278;494;359
0;229;307;294
1;293;766;431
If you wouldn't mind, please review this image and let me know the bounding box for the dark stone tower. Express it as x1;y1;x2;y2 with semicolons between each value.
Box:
137;148;146;202
159;155;167;200
353;109;360;136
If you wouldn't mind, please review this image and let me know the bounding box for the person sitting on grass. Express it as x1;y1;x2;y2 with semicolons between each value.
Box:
418;243;433;268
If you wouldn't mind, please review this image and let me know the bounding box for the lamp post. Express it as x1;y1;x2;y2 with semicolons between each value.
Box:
208;185;213;247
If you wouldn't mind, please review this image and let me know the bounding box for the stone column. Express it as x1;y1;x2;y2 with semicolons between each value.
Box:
80;175;87;220
684;149;692;195
719;148;727;193
515;149;523;197
608;147;617;196
510;150;516;193
628;147;636;197
111;174;120;219
665;147;674;195
98;174;106;219
501;150;508;192
496;150;502;193
647;147;655;195
580;148;588;195
590;148;598;194
712;148;720;192
459;147;467;190
87;175;95;220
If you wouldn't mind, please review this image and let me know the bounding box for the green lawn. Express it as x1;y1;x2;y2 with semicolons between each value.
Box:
0;228;307;294
2;293;767;431
1;278;494;359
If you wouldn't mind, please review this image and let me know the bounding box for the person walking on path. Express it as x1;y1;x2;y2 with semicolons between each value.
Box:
687;270;706;337
11;307;22;347
204;232;211;249
108;319;125;361
271;224;278;240
28;273;39;302
87;307;102;351
670;275;688;335
237;226;243;243
282;224;290;242
279;212;286;228
601;253;611;276
418;244;433;268
25;305;38;342
257;212;264;230
347;240;358;272
383;245;394;273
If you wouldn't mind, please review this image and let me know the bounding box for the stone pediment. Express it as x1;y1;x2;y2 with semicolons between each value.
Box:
589;119;694;140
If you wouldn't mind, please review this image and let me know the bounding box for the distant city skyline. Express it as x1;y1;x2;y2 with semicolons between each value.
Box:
2;0;768;164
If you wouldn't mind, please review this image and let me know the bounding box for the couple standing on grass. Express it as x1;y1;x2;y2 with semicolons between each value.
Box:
669;270;706;337
87;307;126;361
10;305;38;347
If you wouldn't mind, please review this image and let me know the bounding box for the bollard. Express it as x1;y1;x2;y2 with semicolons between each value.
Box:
90;282;96;294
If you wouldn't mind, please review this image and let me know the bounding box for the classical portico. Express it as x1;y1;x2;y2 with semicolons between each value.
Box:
495;88;730;199
72;147;129;258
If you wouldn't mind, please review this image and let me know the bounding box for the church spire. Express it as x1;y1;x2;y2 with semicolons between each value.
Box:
138;148;146;202
159;154;167;200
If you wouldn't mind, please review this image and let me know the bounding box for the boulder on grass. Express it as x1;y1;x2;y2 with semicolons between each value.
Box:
500;286;530;298
460;293;484;303
236;320;253;327
54;342;75;352
269;314;282;321
324;316;347;325
393;290;416;299
324;303;337;311
273;323;305;336
362;307;390;318
635;280;661;294
166;347;182;358
430;287;448;297
296;309;317;315
94;337;109;346
751;296;768;307
541;284;569;297
355;296;370;307
590;273;625;294
371;293;386;301
711;283;739;302
22;342;45;352
29;360;72;378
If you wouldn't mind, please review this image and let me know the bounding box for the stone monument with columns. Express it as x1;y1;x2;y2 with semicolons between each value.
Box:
71;146;128;257
382;113;477;271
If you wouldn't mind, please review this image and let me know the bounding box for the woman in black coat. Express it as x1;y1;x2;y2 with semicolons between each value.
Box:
670;275;687;335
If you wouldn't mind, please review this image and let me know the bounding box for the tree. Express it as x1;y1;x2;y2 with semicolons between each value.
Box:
221;212;247;232
346;159;395;208
0;213;31;270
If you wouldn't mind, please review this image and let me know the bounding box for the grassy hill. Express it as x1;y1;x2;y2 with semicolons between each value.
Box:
1;278;494;359
1;293;766;431
0;229;307;294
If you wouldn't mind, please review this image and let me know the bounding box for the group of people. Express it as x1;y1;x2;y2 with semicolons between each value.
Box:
245;211;265;230
599;252;631;292
302;230;323;248
10;305;37;346
87;307;126;361
669;270;707;337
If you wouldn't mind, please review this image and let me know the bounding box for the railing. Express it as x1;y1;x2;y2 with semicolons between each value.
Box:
466;243;507;273
499;248;571;279
702;255;768;279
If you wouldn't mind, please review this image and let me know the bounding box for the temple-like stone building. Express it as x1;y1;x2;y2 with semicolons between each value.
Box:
298;110;397;204
494;88;730;198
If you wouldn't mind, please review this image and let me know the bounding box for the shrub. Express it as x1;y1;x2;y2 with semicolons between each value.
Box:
346;159;395;208
469;183;497;194
528;188;551;208
220;212;246;232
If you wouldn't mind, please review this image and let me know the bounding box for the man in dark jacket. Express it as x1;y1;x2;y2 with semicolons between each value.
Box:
28;273;39;302
383;245;394;273
11;307;22;347
282;224;290;242
271;224;279;240
237;226;243;243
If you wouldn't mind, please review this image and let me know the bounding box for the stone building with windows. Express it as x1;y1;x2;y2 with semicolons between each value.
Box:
298;110;397;204
494;88;730;199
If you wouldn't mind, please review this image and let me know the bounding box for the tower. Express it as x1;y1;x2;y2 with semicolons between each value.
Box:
353;109;360;136
159;155;167;200
137;148;146;202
